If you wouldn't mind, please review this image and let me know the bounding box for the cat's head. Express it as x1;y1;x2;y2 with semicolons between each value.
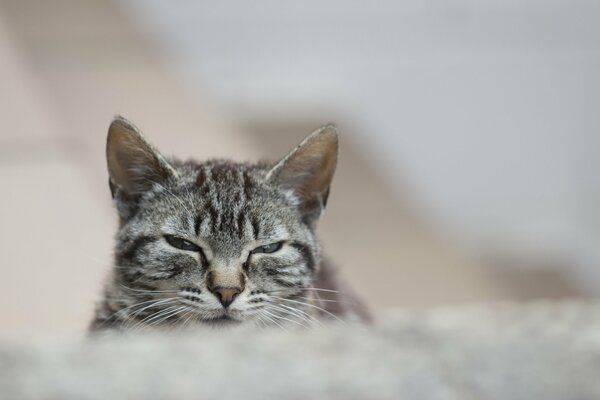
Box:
105;116;337;328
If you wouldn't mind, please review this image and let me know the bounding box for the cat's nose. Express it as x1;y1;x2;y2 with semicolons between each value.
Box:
206;269;245;308
210;286;242;308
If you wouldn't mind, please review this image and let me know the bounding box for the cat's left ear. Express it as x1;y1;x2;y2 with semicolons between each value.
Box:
106;116;177;219
267;124;338;225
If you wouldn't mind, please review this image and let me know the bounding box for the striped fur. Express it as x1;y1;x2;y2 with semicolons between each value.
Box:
90;117;369;332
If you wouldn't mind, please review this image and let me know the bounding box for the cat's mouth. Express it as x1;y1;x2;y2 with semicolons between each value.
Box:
205;313;240;325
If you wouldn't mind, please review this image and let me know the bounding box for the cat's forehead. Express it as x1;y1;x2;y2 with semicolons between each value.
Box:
147;159;298;240
176;159;267;190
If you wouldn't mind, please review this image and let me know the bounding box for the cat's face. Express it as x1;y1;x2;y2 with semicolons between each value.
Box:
103;117;337;329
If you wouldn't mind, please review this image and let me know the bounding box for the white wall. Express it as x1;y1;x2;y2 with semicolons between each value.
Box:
122;0;600;289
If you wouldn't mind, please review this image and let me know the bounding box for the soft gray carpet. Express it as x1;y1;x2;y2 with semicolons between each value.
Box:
1;301;599;399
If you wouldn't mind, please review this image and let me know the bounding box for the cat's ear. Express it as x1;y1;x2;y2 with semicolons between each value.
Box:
267;124;338;224
106;116;177;216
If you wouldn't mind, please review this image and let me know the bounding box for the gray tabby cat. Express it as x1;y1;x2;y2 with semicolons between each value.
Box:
90;117;369;331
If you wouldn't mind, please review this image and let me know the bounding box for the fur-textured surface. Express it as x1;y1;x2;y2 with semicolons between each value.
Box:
91;117;368;331
3;301;600;399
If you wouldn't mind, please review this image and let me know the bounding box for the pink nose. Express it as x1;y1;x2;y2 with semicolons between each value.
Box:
210;286;241;308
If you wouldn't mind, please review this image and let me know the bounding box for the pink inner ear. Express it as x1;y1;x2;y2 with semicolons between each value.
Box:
106;117;175;194
269;125;338;206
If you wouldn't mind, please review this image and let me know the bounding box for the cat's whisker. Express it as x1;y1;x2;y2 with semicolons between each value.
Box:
118;284;180;295
266;303;317;328
253;317;264;329
129;306;180;331
181;309;198;329
263;305;311;329
259;315;275;329
146;305;191;328
264;287;341;295
265;304;306;328
253;312;270;329
128;303;182;331
302;287;340;294
107;296;176;313
287;295;358;306
264;288;353;309
253;310;272;327
270;302;323;327
310;287;328;312
265;300;312;320
270;295;347;325
131;297;179;317
98;297;180;329
257;309;288;331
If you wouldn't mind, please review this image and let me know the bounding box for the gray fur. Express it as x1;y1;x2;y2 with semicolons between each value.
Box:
90;117;368;332
6;302;600;399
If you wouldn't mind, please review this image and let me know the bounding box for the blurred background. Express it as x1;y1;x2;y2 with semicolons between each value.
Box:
1;0;598;338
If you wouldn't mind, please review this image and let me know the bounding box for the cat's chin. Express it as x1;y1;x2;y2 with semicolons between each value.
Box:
203;314;242;326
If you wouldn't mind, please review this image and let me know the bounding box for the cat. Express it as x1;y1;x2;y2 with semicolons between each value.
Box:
90;117;369;332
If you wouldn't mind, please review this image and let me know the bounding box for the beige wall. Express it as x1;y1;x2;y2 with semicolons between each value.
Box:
0;0;584;338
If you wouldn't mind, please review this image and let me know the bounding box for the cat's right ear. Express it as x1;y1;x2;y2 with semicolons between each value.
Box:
266;124;338;226
106;116;176;217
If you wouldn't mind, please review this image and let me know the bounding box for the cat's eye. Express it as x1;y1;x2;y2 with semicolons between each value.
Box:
165;235;202;252
251;242;284;255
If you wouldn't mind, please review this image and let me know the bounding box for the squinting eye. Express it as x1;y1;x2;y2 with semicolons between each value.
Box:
251;242;283;255
165;235;202;252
